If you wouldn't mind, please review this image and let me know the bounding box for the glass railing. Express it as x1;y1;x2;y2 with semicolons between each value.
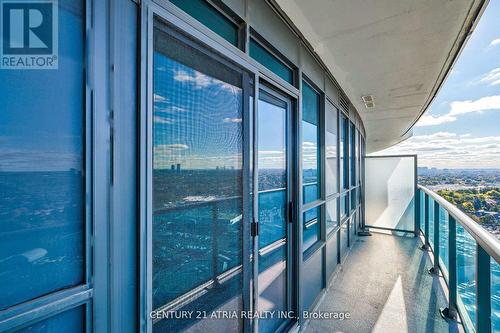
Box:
418;185;500;333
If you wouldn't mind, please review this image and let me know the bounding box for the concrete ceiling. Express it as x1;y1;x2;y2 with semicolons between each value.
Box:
274;0;487;153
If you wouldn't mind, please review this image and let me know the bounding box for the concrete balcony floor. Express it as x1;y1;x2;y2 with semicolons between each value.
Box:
305;232;463;333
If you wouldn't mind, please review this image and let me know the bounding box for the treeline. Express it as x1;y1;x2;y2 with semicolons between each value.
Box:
437;187;500;224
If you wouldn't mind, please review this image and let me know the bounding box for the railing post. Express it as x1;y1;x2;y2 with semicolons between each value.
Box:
212;202;219;284
415;189;420;237
476;245;491;333
440;215;457;319
421;193;430;250
429;201;440;274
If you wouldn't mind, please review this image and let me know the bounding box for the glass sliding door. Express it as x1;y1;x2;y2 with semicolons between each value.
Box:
151;22;249;332
257;87;293;333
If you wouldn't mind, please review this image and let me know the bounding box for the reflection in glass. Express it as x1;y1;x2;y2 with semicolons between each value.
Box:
302;82;320;204
16;305;84;333
340;194;348;218
355;129;360;185
258;93;287;249
258;94;286;192
340;222;348;259
456;224;477;327
350;122;356;186
429;197;435;249
326;103;338;196
340;115;349;190
303;207;320;253
257;91;289;333
326;200;338;234
258;244;287;333
259;190;286;248
420;191;425;233
0;2;84;309
438;208;449;276
350;188;356;210
326;234;338;277
152;30;243;332
303;250;323;311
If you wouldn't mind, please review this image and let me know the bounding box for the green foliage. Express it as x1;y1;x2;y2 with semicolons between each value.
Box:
437;187;500;225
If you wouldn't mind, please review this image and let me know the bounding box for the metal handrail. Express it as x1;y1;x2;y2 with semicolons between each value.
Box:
418;185;500;264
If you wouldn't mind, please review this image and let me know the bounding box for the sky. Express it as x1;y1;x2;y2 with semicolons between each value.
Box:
0;8;83;172
153;52;244;170
374;0;500;169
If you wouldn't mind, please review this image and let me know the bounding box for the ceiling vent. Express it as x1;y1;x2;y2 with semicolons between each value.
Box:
362;95;375;109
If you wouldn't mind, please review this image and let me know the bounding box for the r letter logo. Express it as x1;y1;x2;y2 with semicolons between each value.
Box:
1;0;58;69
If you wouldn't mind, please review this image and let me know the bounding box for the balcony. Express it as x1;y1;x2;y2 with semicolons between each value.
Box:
305;233;461;333
303;155;500;333
0;0;493;332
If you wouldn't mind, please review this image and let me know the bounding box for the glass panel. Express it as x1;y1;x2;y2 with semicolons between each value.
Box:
325;102;338;196
152;27;243;332
15;305;84;333
438;208;449;277
340;194;347;219
350;188;356;210
365;156;415;231
302;82;320;204
492;258;500;333
258;92;287;248
259;244;287;333
340;222;348;260
249;39;293;84
420;191;425;233
170;0;238;46
303;207;320;253
340;115;348;190
303;250;323;311
326;199;338;234
257;91;290;333
355;130;360;185
0;1;84;309
326;233;338;277
259;190;286;248
456;224;477;329
350;123;356;186
349;217;356;246
428;197;435;249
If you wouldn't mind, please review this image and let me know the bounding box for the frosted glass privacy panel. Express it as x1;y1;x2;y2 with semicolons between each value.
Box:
365;156;415;231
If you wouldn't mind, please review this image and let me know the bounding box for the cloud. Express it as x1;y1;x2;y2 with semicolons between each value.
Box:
416;95;500;127
479;68;500;86
154;94;167;102
174;70;211;88
155;105;186;114
155;144;189;150
371;132;500;168
448;95;500;116
173;69;241;94
223;117;242;123
153;144;190;162
416;114;456;127
489;38;500;47
154;116;175;125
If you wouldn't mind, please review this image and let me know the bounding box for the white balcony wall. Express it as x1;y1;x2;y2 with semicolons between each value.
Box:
365;156;416;232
